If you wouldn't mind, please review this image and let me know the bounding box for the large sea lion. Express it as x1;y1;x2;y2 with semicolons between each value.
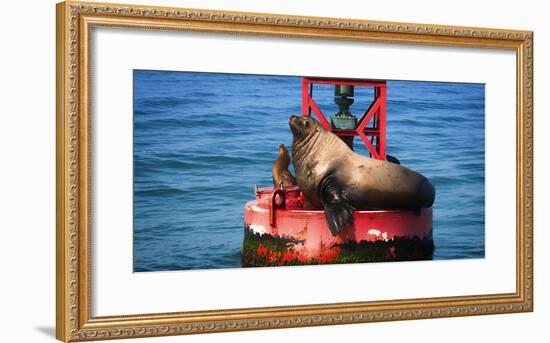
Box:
289;115;435;236
272;144;297;188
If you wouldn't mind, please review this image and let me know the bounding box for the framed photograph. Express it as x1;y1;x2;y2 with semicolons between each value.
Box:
56;1;533;341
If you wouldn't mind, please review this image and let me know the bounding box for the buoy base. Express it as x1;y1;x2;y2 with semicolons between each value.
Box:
242;186;434;267
241;224;434;267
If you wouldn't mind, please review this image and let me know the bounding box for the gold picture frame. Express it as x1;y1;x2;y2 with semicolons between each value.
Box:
56;1;533;341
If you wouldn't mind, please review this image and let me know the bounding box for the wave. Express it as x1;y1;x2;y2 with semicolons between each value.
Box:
134;187;189;197
136;96;196;109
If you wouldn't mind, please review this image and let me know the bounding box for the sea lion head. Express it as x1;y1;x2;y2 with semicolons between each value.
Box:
289;115;321;142
278;143;288;155
277;144;291;166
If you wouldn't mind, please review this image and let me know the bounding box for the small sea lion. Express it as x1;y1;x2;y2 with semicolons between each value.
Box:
272;144;297;188
289;115;435;235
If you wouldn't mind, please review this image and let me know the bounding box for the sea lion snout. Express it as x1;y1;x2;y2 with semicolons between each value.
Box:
289;115;300;131
289;115;302;137
289;115;300;129
289;115;318;139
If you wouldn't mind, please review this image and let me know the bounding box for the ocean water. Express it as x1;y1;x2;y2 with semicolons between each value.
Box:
133;70;485;272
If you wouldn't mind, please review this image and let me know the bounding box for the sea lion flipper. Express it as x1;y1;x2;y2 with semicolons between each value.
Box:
319;176;355;236
386;154;401;165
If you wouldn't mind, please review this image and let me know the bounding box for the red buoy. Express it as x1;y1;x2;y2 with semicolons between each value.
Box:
242;186;433;267
241;77;434;267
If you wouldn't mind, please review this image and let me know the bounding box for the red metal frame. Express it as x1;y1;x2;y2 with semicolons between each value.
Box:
301;77;387;160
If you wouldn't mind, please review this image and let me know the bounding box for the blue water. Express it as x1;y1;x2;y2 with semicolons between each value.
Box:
133;70;485;272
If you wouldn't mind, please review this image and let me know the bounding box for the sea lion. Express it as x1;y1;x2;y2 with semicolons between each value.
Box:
289;115;435;236
272;144;297;188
